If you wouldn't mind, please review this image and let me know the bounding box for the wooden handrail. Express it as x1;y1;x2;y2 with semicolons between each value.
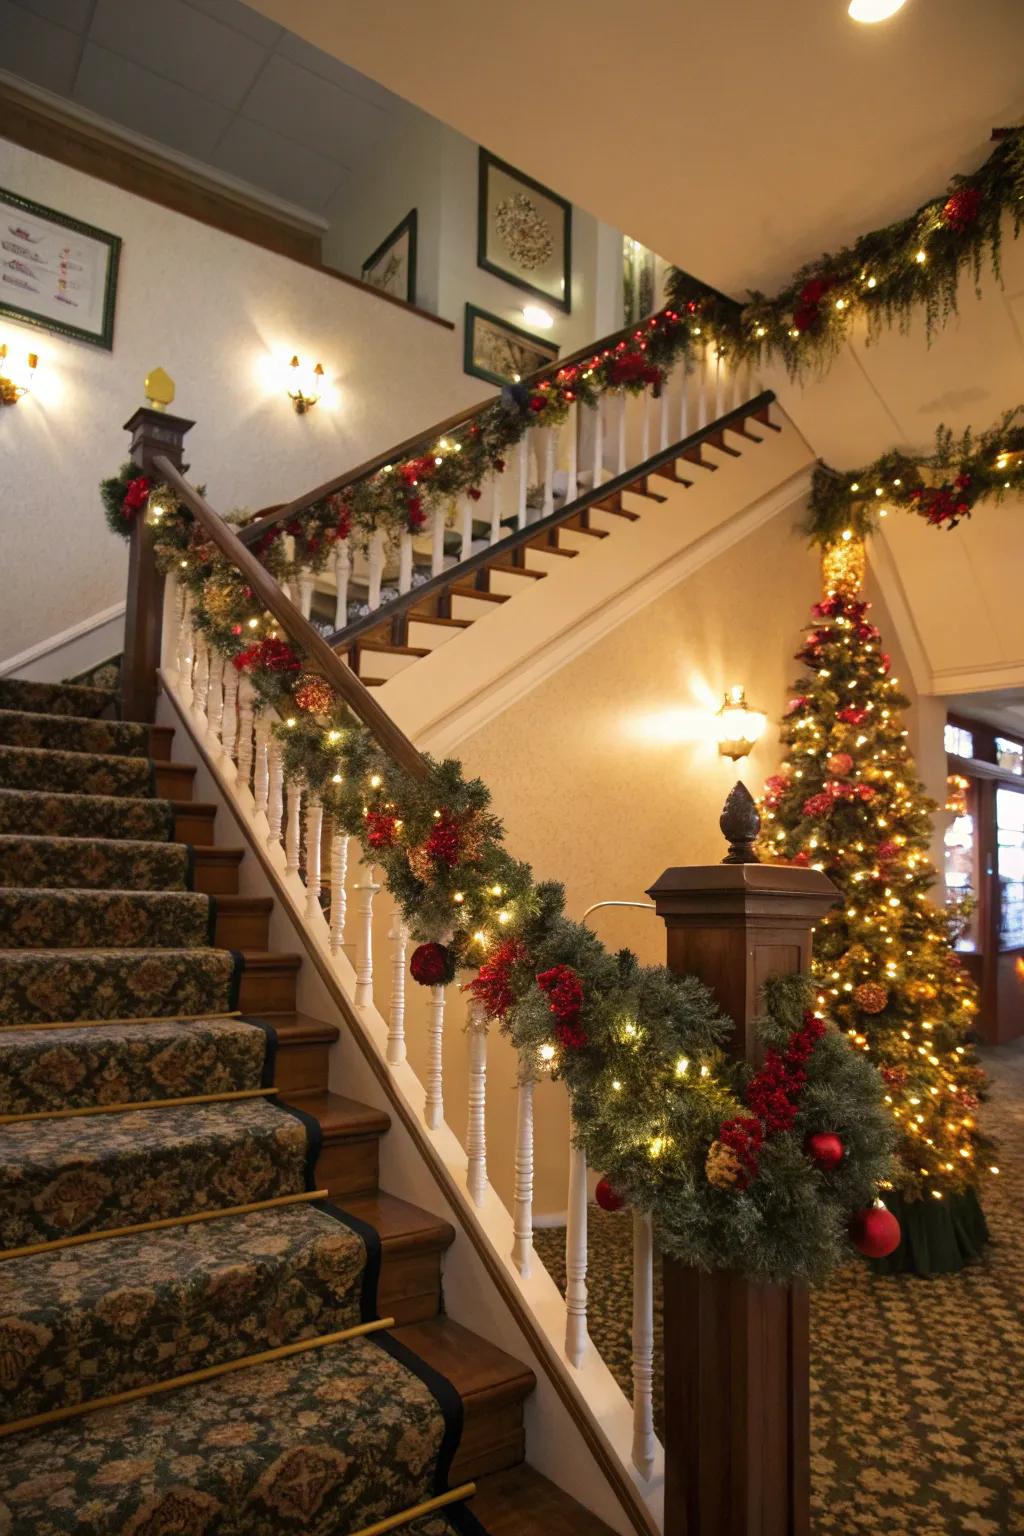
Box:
152;456;430;781
240;282;740;544
327;391;777;648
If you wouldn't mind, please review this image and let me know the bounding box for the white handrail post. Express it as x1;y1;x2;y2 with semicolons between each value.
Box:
516;436;529;529
697;341;709;429
631;1209;657;1479
266;737;284;851
489;476;503;546
640;390;652;463
298;565;314;620
678;359;690;443
430;506;447;578
590;399;604;491
334;542;351;631
235;675;255;792
285;780;303;876
367;529;385;611
398;531;414;595
565;1140;589;1367
386;913;409;1063
565;404;579;504
425;984;446;1129
220;663;239;762
329;830;350;953
176;589;193;693
616;393;627;476
659;381;671;453
192;635;209;723
542;427;556;518
512;1077;535;1276
354;864;380;1006
304;792;323;921
466;999;489;1205
253;714;271;818
459;495;474;561
205;648;224;746
715;349;725;419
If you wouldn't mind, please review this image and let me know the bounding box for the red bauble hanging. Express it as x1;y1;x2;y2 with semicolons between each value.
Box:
849;1203;901;1260
805;1131;845;1171
293;672;334;715
940;185;983;233
409;942;456;987
595;1178;625;1213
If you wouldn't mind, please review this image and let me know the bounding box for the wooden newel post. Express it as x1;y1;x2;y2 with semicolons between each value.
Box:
647;783;837;1536
121;404;194;721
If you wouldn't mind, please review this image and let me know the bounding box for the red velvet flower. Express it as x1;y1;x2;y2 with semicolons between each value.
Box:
466;939;527;1020
366;811;398;850
836;706;868;726
537;964;586;1046
802;791;834;818
121;476;151;518
410;942;455;987
232;638;301;673
940;185;982;232
424;812;462;867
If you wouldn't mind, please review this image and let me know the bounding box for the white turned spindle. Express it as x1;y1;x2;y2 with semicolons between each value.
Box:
285;781;303;876
298;565;314;620
430;506;447;577
176;590;193;683
304;793;323;920
590;399;604;491
266;739;284;850
220;664;239;761
329;831;350;953
253;715;271;817
489;476;502;545
192;637;210;722
641;390;652;462
466;1000;489;1205
386;914;409;1063
206;649;224;745
616;393;627;476
631;1209;657;1479
459;496;474;561
367;529;385;611
516;436;529;529
565;1142;589;1367
697;342;709;428
398;531;413;595
659;382;671;452
511;1077;535;1276
425;984;446;1129
354;867;381;1006
235;676;254;792
714;349;725;419
565;405;579;503
542;427;556;518
334;542;351;631
678;361;690;442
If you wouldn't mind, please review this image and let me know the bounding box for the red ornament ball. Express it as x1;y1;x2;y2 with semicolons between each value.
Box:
826;752;854;778
595;1178;625;1213
806;1132;844;1171
409;942;455;988
940;185;982;233
849;1203;901;1260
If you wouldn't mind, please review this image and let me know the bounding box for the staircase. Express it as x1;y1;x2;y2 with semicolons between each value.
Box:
0;675;611;1535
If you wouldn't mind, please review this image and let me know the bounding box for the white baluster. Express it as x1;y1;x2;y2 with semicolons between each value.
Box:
206;649;224;746
220;663;238;762
304;793;323;921
354;866;381;1006
590;399;604;491
516;436;529;529
659;382;671;452
387;914;409;1063
466;999;489;1205
430;506;446;578
334;542;351;631
565;1142;589;1367
640;390;652;463
176;591;193;686
678;360;690;442
192;637;210;723
425;984;446;1129
235;676;254;792
398;531;413;595
512;1077;534;1276
285;780;303;876
616;394;627;476
489;476;503;545
459;496;474;561
565;405;578;503
367;529;385;611
631;1209;657;1479
541;427;556;518
298;565;314;620
697;341;709;429
253;714;271;817
714;348;725;419
266;739;284;850
329;831;350;953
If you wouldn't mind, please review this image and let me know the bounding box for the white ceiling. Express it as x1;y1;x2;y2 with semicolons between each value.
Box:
0;0;415;215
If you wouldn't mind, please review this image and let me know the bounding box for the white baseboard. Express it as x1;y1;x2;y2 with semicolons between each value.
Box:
0;603;125;683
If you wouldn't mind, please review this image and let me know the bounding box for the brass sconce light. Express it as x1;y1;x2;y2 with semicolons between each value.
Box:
716;685;767;761
0;343;38;406
287;355;324;414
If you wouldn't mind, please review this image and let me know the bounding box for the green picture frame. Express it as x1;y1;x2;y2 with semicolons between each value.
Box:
361;209;418;305
463;302;560;387
477;149;572;314
0;185;121;350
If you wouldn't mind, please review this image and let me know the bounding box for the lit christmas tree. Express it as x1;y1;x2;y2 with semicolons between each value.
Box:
759;535;994;1274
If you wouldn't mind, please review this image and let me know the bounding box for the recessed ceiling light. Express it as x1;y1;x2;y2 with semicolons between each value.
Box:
848;0;907;21
522;304;554;330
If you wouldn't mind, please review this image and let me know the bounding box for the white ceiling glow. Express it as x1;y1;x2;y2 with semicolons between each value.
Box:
848;0;908;22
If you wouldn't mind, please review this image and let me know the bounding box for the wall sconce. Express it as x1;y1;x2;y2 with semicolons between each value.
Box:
0;343;38;406
716;685;767;761
287;355;324;414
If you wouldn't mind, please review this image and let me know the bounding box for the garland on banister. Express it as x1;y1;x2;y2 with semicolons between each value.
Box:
667;125;1024;377
807;406;1024;545
129;483;898;1281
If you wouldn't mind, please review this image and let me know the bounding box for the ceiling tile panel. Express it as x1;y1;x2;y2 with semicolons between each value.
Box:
274;29;404;110
0;0;83;95
239;53;390;165
89;0;268;108
211;115;348;211
10;0;92;33
181;0;283;48
73;42;233;161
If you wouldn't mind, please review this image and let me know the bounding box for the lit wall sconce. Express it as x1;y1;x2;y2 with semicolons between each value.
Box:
287;355;324;414
0;343;38;406
716;685;767;761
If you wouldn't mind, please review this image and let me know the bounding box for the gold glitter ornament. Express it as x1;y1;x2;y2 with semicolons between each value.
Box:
705;1140;745;1191
293;673;334;715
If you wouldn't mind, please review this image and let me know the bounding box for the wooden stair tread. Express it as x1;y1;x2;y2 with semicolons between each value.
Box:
191;846;244;864
212;895;272;914
624;481;668;502
355;641;432;658
527;542;578;558
488;563;546;579
448;585;509;603
284;1087;390;1141
472;1466;619;1535
390;1317;534;1405
341;1190;455;1254
250;1009;339;1046
171;800;215;818
593;499;639;520
237;950;302;970
408;613;474;629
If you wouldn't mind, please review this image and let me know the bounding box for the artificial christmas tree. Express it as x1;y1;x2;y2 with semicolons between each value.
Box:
759;536;994;1275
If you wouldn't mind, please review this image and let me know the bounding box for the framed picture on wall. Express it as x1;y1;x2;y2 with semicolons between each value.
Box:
0;186;120;349
463;303;559;387
477;150;572;313
361;209;418;305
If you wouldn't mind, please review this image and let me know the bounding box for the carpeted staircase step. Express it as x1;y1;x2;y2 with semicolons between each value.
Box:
0;1330;462;1535
0;1016;271;1115
0;1198;370;1422
0;788;175;843
0;745;154;800
0;889;214;949
342;1190;456;1325
0;709;151;759
472;1466;618;1535
0;947;240;1024
0;1096;314;1248
0;834;190;892
0;679;117;719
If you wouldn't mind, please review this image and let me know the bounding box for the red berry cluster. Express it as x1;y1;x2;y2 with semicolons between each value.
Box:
232;638;301;673
365;811;398;851
537;964;587;1049
713;1011;826;1186
466;939;527;1021
802;781;875;819
424;811;462;867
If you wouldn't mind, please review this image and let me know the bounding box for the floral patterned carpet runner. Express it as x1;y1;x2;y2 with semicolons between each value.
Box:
0;676;485;1536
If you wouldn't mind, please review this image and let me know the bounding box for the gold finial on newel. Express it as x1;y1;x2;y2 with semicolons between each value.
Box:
144;367;175;412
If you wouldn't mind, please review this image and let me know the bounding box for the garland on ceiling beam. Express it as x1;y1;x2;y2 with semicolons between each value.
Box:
667;126;1024;377
806;406;1024;545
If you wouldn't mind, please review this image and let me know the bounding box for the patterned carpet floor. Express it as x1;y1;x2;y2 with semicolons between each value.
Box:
535;1038;1024;1536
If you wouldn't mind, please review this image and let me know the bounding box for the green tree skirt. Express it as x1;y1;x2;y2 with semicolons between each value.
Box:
872;1187;988;1277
